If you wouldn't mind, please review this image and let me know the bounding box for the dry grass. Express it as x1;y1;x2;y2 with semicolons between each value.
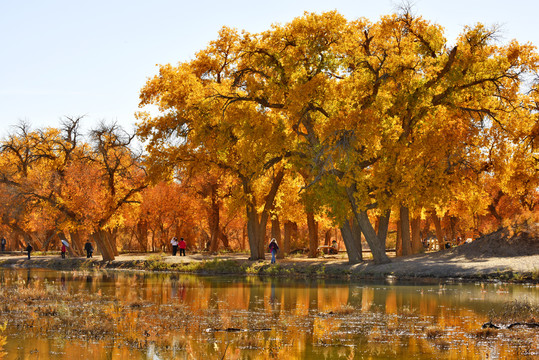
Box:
488;300;539;324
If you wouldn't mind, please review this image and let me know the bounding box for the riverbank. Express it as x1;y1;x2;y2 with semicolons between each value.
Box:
1;249;538;282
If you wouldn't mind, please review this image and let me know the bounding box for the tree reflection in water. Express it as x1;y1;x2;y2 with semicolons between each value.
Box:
0;269;537;359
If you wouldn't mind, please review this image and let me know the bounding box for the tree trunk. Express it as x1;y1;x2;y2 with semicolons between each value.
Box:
345;185;391;264
421;216;431;241
400;205;412;256
209;183;220;253
283;220;292;257
135;220;149;251
351;218;363;258
307;211;318;258
244;168;285;260
91;229;116;261
242;225;246;251
324;229;331;246
449;216;458;245
411;216;422;253
396;217;402;256
219;227;230;250
58;232;76;257
431;213;445;250
377;210;391;245
271;217;284;259
357;210;391;264
42;230;56;251
68;231;85;256
110;229;119;256
14;234;24;251
24;232;40;251
340;218;362;264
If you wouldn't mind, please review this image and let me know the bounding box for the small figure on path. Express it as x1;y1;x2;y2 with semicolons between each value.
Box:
84;240;94;258
171;237;178;256
61;243;66;258
1;237;6;252
268;238;279;264
25;243;33;260
179;237;186;256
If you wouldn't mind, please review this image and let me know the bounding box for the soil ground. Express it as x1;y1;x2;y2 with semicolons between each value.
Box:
0;227;537;282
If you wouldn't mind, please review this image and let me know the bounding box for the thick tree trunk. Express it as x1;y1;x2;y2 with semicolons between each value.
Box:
324;229;331;246
68;231;85;256
110;229;119;256
396;217;402;256
431;213;445;250
14;234;24;251
377;210;391;245
400;205;412;256
449;216;459;245
135;220;149;251
91;229;116;261
242;225;246;251
411;216;422;253
24;232;40;251
421;216;431;241
271;217;284;259
244;169;284;260
356;210;391;264
209;183;220;253
307;211;318;258
11;224;40;251
42;230;56;251
283;220;292;257
57;232;76;256
219;228;230;250
340;218;362;264
345;185;390;264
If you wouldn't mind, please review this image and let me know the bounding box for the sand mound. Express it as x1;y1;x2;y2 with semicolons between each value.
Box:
451;225;539;258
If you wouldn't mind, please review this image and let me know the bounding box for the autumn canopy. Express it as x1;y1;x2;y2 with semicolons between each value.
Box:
1;10;538;263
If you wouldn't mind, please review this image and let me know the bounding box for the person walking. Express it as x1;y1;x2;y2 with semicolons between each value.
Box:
179;237;186;256
268;238;279;264
25;243;33;260
61;243;67;258
84;240;94;258
1;237;6;252
171;237;178;256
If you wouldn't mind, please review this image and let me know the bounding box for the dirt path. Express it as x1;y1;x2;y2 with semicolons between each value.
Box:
1;249;537;281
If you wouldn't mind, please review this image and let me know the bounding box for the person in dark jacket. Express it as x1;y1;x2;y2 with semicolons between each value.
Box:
84;241;94;258
25;243;33;259
1;237;6;252
268;238;279;264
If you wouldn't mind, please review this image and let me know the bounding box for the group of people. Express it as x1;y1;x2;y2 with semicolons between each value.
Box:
169;236;280;263
7;235;283;263
21;240;94;260
170;237;187;256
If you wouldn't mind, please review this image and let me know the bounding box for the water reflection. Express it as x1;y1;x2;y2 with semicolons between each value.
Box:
0;269;537;359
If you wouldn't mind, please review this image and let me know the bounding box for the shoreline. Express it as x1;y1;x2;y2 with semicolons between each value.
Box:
1;250;538;283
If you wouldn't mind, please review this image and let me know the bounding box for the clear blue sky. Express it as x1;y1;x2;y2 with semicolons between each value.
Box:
1;0;537;137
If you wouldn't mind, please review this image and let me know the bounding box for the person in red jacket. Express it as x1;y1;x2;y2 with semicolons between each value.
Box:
61;244;66;258
179;237;187;256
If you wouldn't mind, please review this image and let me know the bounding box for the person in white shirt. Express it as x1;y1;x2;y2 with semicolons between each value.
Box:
171;237;179;256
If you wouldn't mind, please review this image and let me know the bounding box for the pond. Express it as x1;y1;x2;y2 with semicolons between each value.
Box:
0;269;537;359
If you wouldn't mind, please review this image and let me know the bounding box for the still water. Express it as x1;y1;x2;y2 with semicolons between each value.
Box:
0;269;537;359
